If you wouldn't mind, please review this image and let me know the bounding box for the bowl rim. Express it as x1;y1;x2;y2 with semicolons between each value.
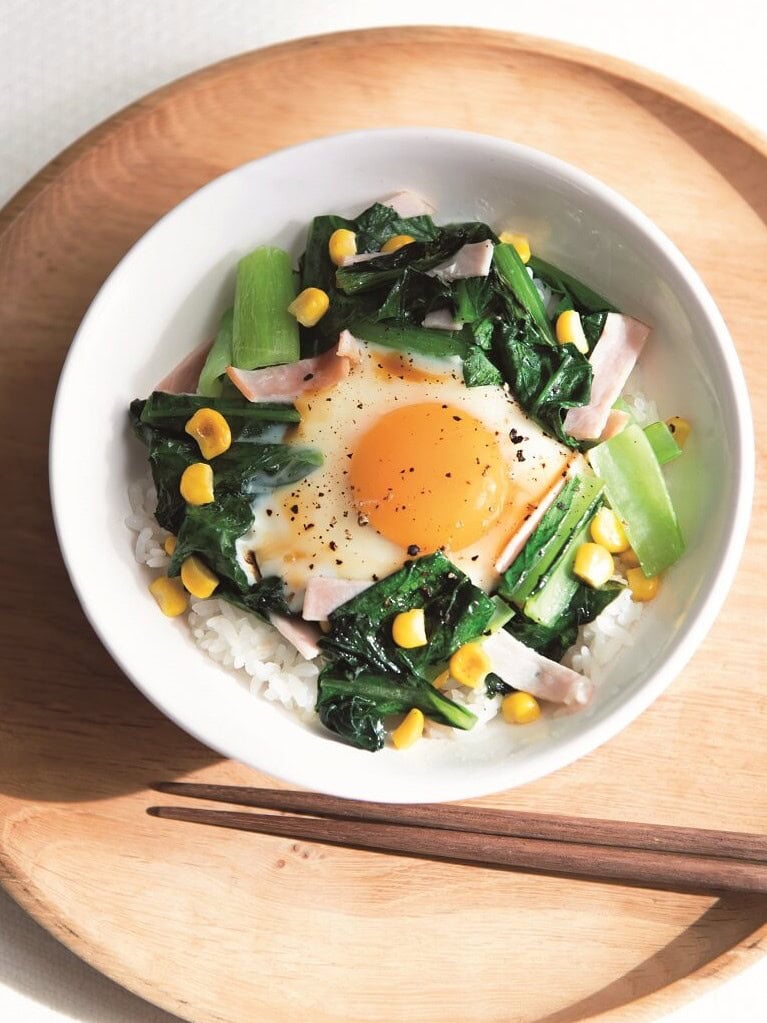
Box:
49;127;755;801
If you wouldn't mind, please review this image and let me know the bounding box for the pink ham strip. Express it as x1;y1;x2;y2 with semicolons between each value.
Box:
227;331;362;402
380;190;436;218
302;577;372;621
598;408;631;442
494;464;577;573
563;314;650;441
422;308;463;331
155;337;213;394
269;613;322;661
483;629;593;706
429;240;494;282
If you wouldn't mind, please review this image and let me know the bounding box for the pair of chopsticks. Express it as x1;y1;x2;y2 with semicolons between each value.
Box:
148;783;767;895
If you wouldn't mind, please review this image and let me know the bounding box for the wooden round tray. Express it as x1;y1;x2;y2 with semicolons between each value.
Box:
1;27;765;1023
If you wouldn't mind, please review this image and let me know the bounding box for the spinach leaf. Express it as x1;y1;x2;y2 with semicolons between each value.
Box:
376;267;452;324
493;318;593;447
454;277;494;324
138;391;299;442
353;203;440;249
582;311;608;350
168;494;254;589
317;671;477;752
213;443;323;498
527;256;617;315
146;434;199;533
222;575;292;619
485;672;515;698
316;552;493;750
463;346;503;388
505;581;624;662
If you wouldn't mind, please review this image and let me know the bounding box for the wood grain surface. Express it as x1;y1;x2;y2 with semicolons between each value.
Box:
1;27;766;1023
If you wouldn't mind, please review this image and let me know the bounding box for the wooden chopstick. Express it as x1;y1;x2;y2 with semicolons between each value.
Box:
153;782;767;864
147;801;767;895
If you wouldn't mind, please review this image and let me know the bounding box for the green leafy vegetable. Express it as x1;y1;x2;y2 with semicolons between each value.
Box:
350;318;469;360
493;243;556;344
376;268;452;324
644;421;682;465
233;246;299;369
198;307;234;397
317;552;494;750
462;346;503;387
493;318;593;447
588;424;684;576
527;256;617;315
499;474;603;606
317;672;476;753
168;494;255;589
506;581;624;661
137;392;299;442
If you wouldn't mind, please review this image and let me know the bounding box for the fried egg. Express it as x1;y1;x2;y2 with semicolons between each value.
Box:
245;344;574;609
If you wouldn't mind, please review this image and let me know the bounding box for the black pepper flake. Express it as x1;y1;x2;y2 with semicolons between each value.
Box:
303;373;314;382
452;415;462;422
407;544;421;556
265;508;273;517
515;450;526;462
329;540;337;551
471;555;479;562
335;559;343;565
303;523;315;531
372;574;379;582
445;472;452;478
290;504;299;514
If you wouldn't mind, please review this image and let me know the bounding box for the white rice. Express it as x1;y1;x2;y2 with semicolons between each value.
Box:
126;379;654;729
125;476;320;717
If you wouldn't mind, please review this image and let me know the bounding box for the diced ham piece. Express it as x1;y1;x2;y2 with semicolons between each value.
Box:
269;613;322;661
563;314;650;441
227;331;363;402
598;408;631;442
380;190;436;218
494;462;579;573
483;629;593;706
429;240;494;282
422;308;463;331
155;337;213;394
302;577;372;621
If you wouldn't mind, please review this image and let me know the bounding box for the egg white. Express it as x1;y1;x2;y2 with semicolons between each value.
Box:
243;343;575;609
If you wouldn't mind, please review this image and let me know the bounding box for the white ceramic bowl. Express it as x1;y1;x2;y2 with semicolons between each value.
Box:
50;129;753;802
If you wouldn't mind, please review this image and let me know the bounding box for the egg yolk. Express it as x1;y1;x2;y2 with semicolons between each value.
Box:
349;402;508;553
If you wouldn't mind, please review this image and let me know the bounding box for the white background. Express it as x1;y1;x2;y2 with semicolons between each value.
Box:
1;1;765;1020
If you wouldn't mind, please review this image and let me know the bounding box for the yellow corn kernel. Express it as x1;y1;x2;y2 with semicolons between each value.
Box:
555;310;589;354
149;576;188;617
328;228;356;266
392;608;427;649
573;542;615;588
180;462;214;505
185;408;232;460
432;668;451;690
627;567;660;602
180;555;219;599
666;416;691;448
391;708;425;749
502;691;541;725
589;507;630;554
499;231;531;263
381;234;415;254
621;547;641;569
449;642;491;689
287;287;330;327
163;535;177;556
